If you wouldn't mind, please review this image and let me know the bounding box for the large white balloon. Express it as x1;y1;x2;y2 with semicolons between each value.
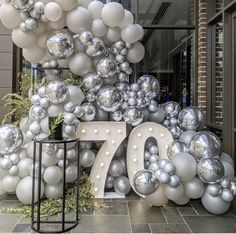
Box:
44;2;62;22
102;2;125;27
16;176;44;204
91;19;107;37
127;42;145;63
23;46;45;63
119;10;134;28
121;24;140;44
87;1;104;19
2;175;20;193
12;29;37;48
0;3;21;29
43;166;62;185
18;158;33;178
69;52;93;76
54;0;77;11
66;7;92;33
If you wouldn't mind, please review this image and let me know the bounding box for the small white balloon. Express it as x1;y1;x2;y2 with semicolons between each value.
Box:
44;2;62;22
91;19;107;37
106;27;121;43
2;174;21;193
127;42;145;63
43;166;62;185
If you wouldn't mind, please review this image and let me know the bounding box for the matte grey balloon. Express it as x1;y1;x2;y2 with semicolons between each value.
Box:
167;141;188;159
109;160;123;177
189;131;222;160
96;58;117;78
0;124;23;155
47;30;74;59
96;86;123;112
83;73;103;93
133;170;159;196
197;158;224;184
114;175;131;195
80;149;95;168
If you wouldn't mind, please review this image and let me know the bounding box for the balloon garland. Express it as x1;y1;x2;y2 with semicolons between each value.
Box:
0;0;235;215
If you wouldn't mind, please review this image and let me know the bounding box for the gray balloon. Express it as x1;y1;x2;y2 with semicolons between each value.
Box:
201;191;230;215
179;131;197;146
184;177;204;199
220;152;234;167
189;131;222;160
119;156;127;176
80;149;95;168
83;73;103;93
167;141;188;159
197;158;224;184
0;124;23;155
206;184;222;197
148;162;160;172
133;170;159;196
45;81;68;104
220;176;231;189
162;101;181;119
96;86;123;112
149;108;165;123
96;107;109;121
80;141;92;150
221;189;234;202
158;171;170;184
96;58;117;78
123;107;143;126
163;162;176;175
109;160;123;177
105;175;114;189
114;175;131;195
65;164;77;183
80;103;97;121
137;75;160;98
169;126;182;140
47;30;74;59
168;175;180;188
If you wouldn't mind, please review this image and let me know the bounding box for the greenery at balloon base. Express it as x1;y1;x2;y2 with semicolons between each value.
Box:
48;112;64;136
2;171;102;219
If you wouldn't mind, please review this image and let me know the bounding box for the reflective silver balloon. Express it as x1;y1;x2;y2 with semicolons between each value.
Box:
112;111;123;122
167;141;188;159
79;31;93;45
25;17;37;30
158;171;170;184
45;81;68;104
0;124;23;155
10;0;33;10
96;86;123;112
114;175;131;195
206;184;222;197
178;107;205;131
168;174;180;188
137;75;160;98
162;101;181;119
109;160;123;177
47;30;74;59
116;82;130;92
169;126;182;140
96;58;117;78
114;41;126;51
123;107;143;126
148;162;160;172
189;131;222;160
80;149;95;168
231;180;236;196
220;176;231;189
86;37;106;57
133;170;159;196
29;104;46;121
197;158;224;184
86;92;96;102
83;73;103;93
80;103;97;122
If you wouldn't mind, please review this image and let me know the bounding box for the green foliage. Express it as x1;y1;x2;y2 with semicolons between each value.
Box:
65;73;83;88
48;113;64;136
2;172;100;219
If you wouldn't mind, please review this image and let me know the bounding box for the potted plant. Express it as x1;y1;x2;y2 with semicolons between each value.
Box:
48;113;64;140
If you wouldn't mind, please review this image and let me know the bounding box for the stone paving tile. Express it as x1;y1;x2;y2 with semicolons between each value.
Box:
131;224;151;233
0;214;22;233
0;200;21;213
94;201;128;215
161;207;185;224
184;215;236;233
150;223;192;233
12;224;31;233
178;207;198;216
128;202;166;224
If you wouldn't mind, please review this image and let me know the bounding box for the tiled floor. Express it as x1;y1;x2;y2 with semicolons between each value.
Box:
1;192;236;233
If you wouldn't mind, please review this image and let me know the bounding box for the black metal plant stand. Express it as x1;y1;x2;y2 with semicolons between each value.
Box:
31;138;79;233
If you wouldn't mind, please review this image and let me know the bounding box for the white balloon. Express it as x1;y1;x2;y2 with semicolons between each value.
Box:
175;194;190;205
135;24;144;40
12;29;37;48
106;27;121;43
33;22;46;35
69;52;93;76
66;164;77;183
18;158;33;178
43;166;62;185
121;24;140;44
184;177;204;199
23;46;45;63
40;117;49;133
87;1;104;19
221;160;234;179
47;104;64;117
101;2;125;27
48;13;66;29
2;174;21;193
91;19;107;37
164;183;185;202
77;0;92;8
42;152;58;166
0;3;21;29
220;152;234;167
20;117;30;133
45;183;63;199
127;42;145;63
44;2;62;22
16;176;44;204
66;7;92;33
54;0;77;11
119;10;134;28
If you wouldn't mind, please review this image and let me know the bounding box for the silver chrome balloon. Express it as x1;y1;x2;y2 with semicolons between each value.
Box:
80;103;97;122
137;75;160;98
189;131;222;160
112;111;123;122
47;30;74;59
80;149;95;168
206;184;222;197
78;31;93;45
0;124;23;155
82;73;103;93
133;170;159;196
96;86;123;112
167;141;188;159
10;0;33;10
169;126;182;140
197;158;224;184
114;175;131;195
86;37;106;57
45;81;68;104
162;101;181;119
105;175;115;189
123;107;143;126
96;58;117;78
29;104;46;121
178;106;205;131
